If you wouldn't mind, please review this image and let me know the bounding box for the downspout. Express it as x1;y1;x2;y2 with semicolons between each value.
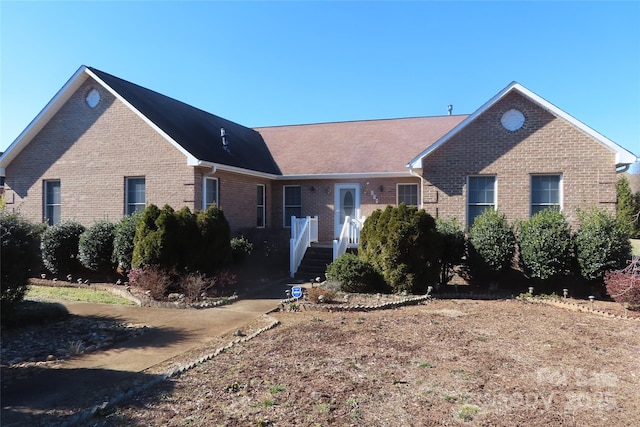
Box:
409;167;425;210
616;164;630;173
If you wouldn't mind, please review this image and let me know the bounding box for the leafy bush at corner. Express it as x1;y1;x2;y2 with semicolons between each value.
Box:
436;217;465;285
517;209;573;281
467;209;515;284
575;208;631;281
616;175;640;239
41;221;86;274
326;252;385;293
113;212;141;272
1;211;42;323
360;204;440;294
78;221;116;272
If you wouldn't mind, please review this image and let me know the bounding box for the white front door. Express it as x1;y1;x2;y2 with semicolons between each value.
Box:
334;184;360;237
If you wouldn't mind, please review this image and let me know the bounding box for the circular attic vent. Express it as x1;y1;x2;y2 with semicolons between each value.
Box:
501;109;525;131
86;88;101;108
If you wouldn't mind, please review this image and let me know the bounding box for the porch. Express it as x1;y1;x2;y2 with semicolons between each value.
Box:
289;215;364;278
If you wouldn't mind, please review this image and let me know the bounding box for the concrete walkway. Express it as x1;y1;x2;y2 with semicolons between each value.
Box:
1;280;293;426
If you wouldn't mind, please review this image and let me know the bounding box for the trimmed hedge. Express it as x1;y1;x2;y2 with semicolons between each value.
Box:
360;204;440;294
517;209;573;281
576;208;631;281
78;221;116;272
41;221;85;274
113;212;141;272
436;217;465;285
1;211;42;323
326;252;386;293
467;209;515;284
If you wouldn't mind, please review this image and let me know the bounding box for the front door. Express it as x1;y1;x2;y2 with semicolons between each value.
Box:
334;184;360;237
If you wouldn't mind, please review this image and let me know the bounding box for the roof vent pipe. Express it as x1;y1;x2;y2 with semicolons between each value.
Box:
447;105;453;116
221;127;230;152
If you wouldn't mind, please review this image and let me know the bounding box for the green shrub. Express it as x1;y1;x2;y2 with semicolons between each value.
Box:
78;221;116;272
113;212;141;272
197;205;231;273
231;235;253;264
517;209;573;281
467;209;515;284
40;221;85;275
1;211;42;323
174;206;200;271
132;204;179;269
360;204;440;294
436;217;465;285
616;175;639;239
575;208;631;281
326;252;385;293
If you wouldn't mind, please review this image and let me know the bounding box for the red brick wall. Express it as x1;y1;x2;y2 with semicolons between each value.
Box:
4;80;196;225
271;177;421;241
419;91;617;229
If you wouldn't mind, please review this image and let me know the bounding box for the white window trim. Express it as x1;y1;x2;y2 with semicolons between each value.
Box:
44;179;61;225
202;177;219;210
396;182;419;206
283;185;302;228
466;175;498;226
257;184;266;228
530;174;563;216
125;177;146;215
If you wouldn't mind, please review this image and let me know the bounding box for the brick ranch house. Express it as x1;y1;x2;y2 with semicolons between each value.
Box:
0;66;637;276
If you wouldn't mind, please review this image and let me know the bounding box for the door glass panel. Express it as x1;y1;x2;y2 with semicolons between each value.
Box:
340;188;355;226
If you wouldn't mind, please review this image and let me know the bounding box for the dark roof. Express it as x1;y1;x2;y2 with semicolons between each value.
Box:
89;67;281;175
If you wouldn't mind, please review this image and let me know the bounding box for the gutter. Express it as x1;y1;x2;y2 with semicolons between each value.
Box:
409;167;425;210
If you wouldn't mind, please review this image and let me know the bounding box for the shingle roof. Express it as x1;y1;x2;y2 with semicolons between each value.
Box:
88;67;282;175
256;115;468;176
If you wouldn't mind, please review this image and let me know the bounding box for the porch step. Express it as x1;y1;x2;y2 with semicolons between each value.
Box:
295;246;333;281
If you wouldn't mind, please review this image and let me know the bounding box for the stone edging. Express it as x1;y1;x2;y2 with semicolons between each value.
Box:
280;293;432;312
53;315;281;427
522;296;640;321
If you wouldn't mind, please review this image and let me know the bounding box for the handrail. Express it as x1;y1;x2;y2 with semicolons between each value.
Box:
289;216;318;277
332;216;365;261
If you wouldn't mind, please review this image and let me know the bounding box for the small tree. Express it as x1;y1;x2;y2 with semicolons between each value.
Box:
41;221;85;274
436;217;465;285
517;209;573;281
575;208;631;281
78;221;116;273
467;209;515;284
1;211;42;322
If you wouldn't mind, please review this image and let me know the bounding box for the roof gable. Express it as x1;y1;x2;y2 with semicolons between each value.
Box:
1;66;282;176
408;82;637;168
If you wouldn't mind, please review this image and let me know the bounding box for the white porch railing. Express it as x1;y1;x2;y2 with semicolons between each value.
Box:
289;216;319;277
332;216;365;261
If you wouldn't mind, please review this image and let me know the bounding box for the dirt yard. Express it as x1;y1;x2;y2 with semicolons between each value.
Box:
79;297;640;427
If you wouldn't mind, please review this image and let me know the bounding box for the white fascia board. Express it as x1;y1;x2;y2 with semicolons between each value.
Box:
197;160;280;180
0;65;90;170
84;68;200;166
275;171;415;181
407;81;638;168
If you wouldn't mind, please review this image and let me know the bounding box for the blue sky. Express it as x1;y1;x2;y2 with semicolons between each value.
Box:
1;1;639;162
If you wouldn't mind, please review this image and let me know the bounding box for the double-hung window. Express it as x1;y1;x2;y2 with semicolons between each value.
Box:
44;180;61;225
126;177;146;215
257;184;266;228
531;175;561;215
283;185;301;227
467;176;496;227
203;177;219;209
397;183;419;207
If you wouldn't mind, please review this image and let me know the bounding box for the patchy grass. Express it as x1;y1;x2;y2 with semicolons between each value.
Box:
82;299;640;427
26;285;133;305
